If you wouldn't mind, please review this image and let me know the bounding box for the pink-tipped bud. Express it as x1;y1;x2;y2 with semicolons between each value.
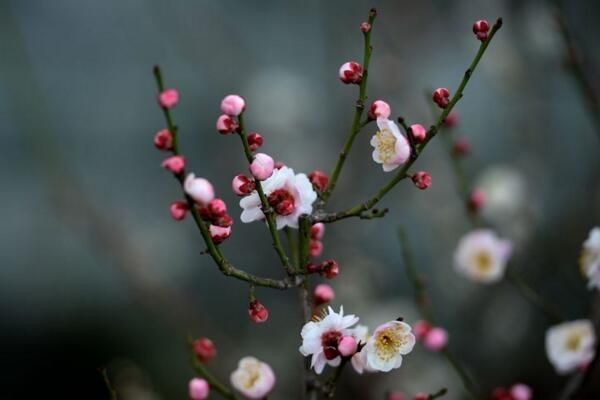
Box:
310;223;325;240
220;94;246;116
216;114;238;134
423;327;448;351
188;378;210;400
232;174;255;196
158;89;179;109
339;61;363;84
313;283;335;306
510;384;532;400
445;112;459;127
387;392;405;400
154;129;173;150
413;320;432;340
453;138;471;156
184;174;215;205
410;124;427;143
249;153;275;181
468;189;485;213
432;88;450;108
368;100;391;119
320;259;339;279
248;300;269;323
170;201;188;221
473;19;490;41
247;132;263;151
161;155;185;174
412;171;431;190
308;170;329;192
193;337;217;363
360;22;371;33
309;240;323;257
208;198;227;217
338;336;358;357
209;225;231;244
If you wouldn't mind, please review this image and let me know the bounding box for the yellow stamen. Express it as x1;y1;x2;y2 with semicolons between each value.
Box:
375;128;397;163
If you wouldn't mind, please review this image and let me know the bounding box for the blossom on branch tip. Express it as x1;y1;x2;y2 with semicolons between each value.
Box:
158;89;179;109
154;129;173;150
580;227;600;290
230;357;275;399
368;100;391;120
545;319;596;374
339;61;363;84
432;88;450;108
313;284;335;306
216;114;238;134
161;155;185;174
209;225;231;244
220;94;246;116
410;124;427;143
248;300;269;323
188;378;209;400
193;337;216;363
454;229;512;283
184;174;215;205
232;174;255;196
473;19;490;41
247;132;263;151
249;153;275;181
170;201;188;221
240;166;317;229
412;171;431;190
308;170;329;192
370;118;411;172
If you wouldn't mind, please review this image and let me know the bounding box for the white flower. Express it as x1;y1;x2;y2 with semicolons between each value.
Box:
580;227;600;290
361;320;415;372
454;229;512;283
299;306;359;374
230;356;276;399
370;117;411;172
240;166;317;229
545;319;596;374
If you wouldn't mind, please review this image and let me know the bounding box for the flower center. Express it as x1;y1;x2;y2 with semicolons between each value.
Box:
375;128;397;163
566;333;582;351
267;189;296;216
321;331;342;360
374;325;407;362
240;366;260;389
473;250;492;273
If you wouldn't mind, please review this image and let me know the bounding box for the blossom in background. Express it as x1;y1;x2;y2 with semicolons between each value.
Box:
230;357;275;399
240;166;317;229
580;227;600;290
299;306;359;374
454;229;512;283
370;118;411;172
545;319;596;374
188;378;210;400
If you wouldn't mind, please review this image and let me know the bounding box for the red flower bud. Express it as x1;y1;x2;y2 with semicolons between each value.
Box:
247;132;263;151
472;19;490;41
154;129;173;151
309;240;323;257
338;62;363;84
192;337;217;363
320;259;339;279
308;170;329;192
248;300;269;323
432;88;450;109
412;171;432;190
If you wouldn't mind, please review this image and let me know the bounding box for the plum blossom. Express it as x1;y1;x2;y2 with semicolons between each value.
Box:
360;320;415;372
240;166;317;229
184;173;215;205
580;227;600;290
454;229;512;283
188;378;209;400
370;118;411;172
545;319;596;374
230;357;275;399
299;306;359;374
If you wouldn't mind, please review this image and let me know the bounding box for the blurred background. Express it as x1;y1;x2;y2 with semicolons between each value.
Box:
1;0;599;399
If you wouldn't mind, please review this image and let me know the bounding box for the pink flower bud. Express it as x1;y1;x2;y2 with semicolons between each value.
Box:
412;171;431;190
249;153;275;181
193;337;217;363
387;392;405;400
154;129;173;150
158;89;179;109
368;100;391;119
220;94;246;116
423;327;448;351
510;384;532;400
248;300;269;323
473;19;490;41
209;225;231;244
445;112;459;126
232;174;255;196
432;87;450;108
414;394;428;400
161;155;185;174
170;201;188;221
320;259;339;279
308;170;329;192
310;223;325;240
410;124;427;143
216;114;238;134
338;61;363;84
188;378;210;400
360;22;371;33
338;336;358;357
184;174;215;205
313;283;335;306
413;320;432;340
247;132;263;151
468;189;485;213
453;137;470;156
208;198;227;217
309;240;323;257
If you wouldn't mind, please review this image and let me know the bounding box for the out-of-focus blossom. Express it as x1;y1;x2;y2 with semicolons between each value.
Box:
545;319;596;374
580;227;600;289
230;357;275;399
454;229;512;283
188;378;209;400
184;174;215;205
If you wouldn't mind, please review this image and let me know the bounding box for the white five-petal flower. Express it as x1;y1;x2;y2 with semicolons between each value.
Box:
361;320;415;372
370;117;411;172
545;319;596;374
454;229;513;283
230;356;276;399
580;227;600;290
